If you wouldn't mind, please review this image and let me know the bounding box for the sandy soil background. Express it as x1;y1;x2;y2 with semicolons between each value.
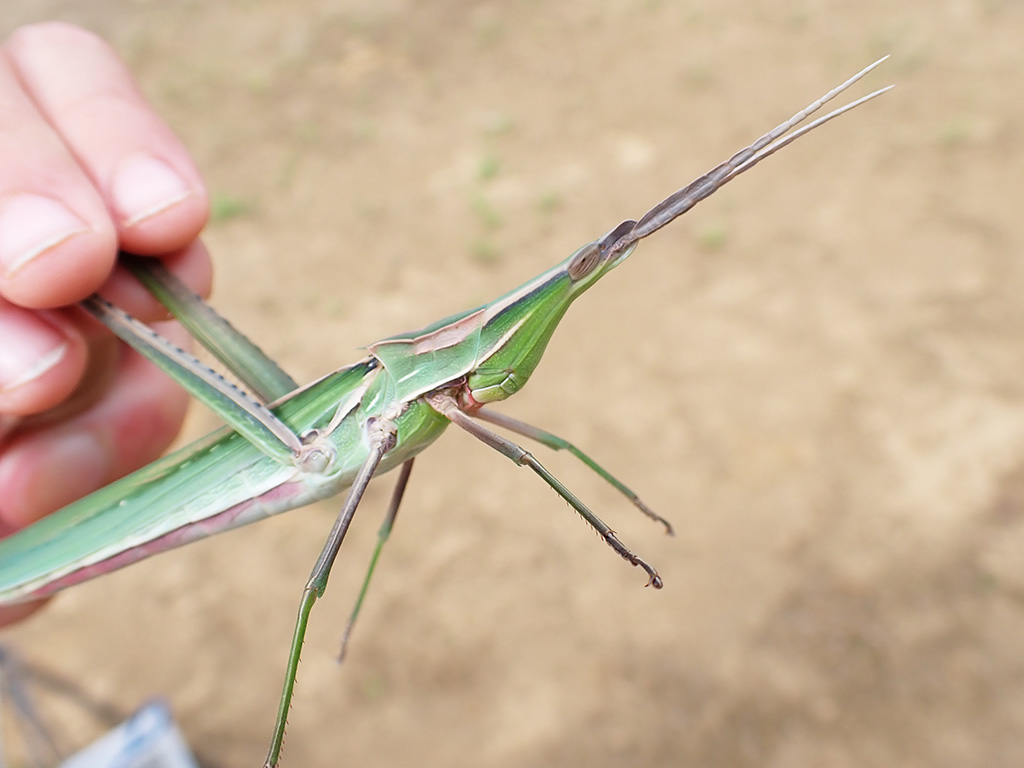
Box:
3;1;1023;767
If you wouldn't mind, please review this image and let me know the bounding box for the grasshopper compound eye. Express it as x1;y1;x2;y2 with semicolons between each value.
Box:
567;242;602;281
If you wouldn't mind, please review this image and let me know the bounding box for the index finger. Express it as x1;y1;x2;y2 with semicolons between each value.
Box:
2;23;209;308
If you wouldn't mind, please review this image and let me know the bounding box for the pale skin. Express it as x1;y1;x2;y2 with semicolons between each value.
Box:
0;22;212;626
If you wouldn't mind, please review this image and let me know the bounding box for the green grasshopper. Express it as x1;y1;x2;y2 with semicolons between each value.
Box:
0;59;890;766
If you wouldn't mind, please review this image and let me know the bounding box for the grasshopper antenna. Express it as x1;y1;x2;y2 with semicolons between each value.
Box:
602;56;893;257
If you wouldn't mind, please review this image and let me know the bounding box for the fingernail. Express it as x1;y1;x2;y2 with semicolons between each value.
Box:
0;307;69;393
112;155;192;226
0;194;90;277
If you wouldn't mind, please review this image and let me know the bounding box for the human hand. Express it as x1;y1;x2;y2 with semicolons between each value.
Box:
0;22;212;625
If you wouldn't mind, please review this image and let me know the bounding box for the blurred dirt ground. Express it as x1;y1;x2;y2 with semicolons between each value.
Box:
3;1;1023;767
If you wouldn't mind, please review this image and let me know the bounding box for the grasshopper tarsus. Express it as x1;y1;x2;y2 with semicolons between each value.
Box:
636;499;674;536
631;553;663;589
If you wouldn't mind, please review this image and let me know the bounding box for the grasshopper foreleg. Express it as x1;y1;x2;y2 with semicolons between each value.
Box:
426;391;662;589
473;407;673;535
